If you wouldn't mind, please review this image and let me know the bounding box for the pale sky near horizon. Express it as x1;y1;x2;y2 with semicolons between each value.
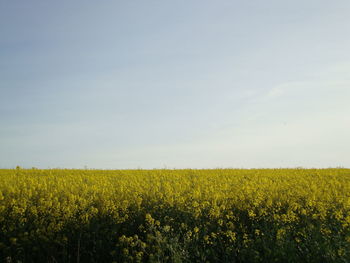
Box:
1;1;350;169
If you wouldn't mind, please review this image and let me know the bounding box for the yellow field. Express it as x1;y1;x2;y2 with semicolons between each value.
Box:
0;168;349;262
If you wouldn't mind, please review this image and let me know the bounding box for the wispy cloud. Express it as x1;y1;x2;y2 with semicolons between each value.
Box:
1;1;349;168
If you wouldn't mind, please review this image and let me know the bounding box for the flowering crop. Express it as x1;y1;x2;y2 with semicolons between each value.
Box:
0;168;349;262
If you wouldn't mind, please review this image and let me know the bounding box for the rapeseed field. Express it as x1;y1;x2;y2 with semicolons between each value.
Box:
0;168;349;262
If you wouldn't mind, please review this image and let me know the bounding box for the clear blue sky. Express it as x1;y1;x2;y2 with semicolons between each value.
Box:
1;1;349;168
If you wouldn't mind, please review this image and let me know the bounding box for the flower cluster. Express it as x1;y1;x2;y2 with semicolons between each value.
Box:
0;168;349;262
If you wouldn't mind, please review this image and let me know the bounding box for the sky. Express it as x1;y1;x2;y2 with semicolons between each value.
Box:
0;1;349;169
